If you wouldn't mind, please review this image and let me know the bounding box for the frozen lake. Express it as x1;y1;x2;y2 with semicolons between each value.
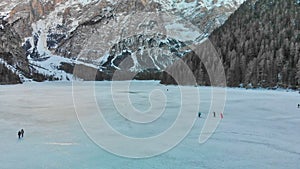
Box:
0;81;299;169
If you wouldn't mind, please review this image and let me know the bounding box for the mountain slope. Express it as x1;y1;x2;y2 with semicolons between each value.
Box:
161;0;300;89
0;0;244;82
0;18;30;84
210;0;300;88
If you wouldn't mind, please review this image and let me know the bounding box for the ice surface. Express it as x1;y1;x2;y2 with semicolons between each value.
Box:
0;81;299;169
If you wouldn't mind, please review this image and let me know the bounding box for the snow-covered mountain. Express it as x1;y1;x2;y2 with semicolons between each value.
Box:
0;0;245;82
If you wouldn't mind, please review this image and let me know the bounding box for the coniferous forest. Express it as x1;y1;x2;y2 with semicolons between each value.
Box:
209;0;300;88
161;0;300;89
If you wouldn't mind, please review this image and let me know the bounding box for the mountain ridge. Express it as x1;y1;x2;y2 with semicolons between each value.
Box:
0;0;245;84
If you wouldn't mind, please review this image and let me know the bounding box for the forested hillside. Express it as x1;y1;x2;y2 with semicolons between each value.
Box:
210;0;300;88
161;0;300;89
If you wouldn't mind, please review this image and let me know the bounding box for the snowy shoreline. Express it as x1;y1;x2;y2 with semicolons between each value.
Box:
1;80;299;94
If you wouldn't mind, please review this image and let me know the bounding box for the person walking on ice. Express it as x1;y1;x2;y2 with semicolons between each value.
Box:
213;112;216;117
198;112;202;118
17;131;21;139
21;129;24;138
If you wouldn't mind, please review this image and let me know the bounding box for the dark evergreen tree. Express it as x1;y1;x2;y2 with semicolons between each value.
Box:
161;0;300;89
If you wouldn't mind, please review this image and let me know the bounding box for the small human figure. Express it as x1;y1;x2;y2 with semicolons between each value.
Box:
21;129;24;138
298;104;300;108
220;113;224;119
198;112;202;118
18;131;21;139
213;112;216;117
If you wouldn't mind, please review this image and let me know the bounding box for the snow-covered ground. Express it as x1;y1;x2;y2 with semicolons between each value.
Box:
0;81;299;169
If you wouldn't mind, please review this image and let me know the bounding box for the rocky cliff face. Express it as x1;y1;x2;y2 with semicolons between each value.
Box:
0;18;30;84
0;0;244;83
1;0;66;39
54;0;244;74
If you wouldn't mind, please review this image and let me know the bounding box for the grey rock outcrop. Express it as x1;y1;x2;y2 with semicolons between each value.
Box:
0;18;30;84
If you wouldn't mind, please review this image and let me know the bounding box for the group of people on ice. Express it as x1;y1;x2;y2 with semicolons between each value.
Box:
17;129;24;139
198;112;223;119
